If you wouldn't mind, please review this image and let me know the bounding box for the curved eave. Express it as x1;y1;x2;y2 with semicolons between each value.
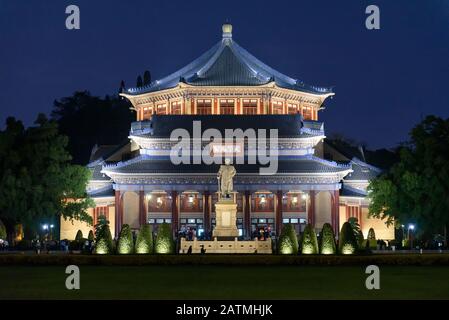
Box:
120;81;333;101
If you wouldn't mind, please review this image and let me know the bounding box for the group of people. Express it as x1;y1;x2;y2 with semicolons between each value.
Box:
0;239;9;251
178;226;198;240
376;239;389;250
251;226;272;241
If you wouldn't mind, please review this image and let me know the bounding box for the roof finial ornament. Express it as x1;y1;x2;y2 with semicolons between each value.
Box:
222;22;232;39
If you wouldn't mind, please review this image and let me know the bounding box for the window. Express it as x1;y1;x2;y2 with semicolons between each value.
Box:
220;99;235;114
180;193;203;212
283;193;307;212
242;99;257;115
142;106;152;119
197;99;212;115
287;103;299;114
302;106;313;120
156;103;167;114
272;101;283;114
171;101;182;114
251;193;274;212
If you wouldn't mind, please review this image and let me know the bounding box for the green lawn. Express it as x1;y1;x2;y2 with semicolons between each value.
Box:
0;265;448;299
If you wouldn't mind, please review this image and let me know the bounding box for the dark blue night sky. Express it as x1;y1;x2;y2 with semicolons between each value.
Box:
1;0;448;149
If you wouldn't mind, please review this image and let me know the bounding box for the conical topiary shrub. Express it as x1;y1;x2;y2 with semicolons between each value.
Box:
367;228;376;240
88;230;94;241
301;224;319;254
95;224;114;254
155;223;174;254
320;223;336;255
135;224;153;254
367;227;377;249
117;224;134;254
278;224;298;254
75;230;83;242
339;222;358;255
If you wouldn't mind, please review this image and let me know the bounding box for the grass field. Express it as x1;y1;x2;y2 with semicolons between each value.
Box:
1;265;448;299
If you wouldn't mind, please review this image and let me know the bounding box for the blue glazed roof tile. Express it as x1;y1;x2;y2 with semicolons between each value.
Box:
125;30;332;95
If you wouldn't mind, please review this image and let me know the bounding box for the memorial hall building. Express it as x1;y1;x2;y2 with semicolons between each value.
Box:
60;24;394;241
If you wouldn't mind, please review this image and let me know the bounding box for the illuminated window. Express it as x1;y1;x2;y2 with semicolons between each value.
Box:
220;99;235;114
242;99;257;115
272;101;283;114
302;106;313;120
171;101;181;114
287;103;299;114
197;99;212;114
142;106;152;117
156;103;167;114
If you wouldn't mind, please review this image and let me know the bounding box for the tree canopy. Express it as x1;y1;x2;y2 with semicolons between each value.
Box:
0;114;93;238
51;91;133;165
368;115;449;237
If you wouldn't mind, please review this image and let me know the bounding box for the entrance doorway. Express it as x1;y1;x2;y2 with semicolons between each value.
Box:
251;218;275;240
179;218;204;240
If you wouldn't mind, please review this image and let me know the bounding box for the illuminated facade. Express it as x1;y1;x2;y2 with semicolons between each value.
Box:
60;24;394;242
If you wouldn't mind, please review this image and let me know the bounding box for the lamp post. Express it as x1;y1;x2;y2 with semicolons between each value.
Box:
408;224;415;250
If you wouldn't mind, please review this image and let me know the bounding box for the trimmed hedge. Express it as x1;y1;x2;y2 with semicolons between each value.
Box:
117;224;134;254
155;223;174;254
1;254;449;266
320;223;336;255
278;224;298;254
301;224;319;254
95;224;113;255
339;222;358;255
135;224;153;254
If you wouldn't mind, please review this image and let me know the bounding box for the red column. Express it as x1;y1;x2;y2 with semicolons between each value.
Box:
308;190;316;227
358;206;362;230
203;191;210;236
171;191;179;237
334;190;340;236
244;191;251;238
114;190;122;238
276;190;283;235
139;190;146;226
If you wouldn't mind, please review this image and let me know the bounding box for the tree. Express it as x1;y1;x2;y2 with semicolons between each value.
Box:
118;80;126;94
136;75;143;88
143;70;151;86
300;224;319;254
94;215;113;254
88;230;94;241
51;91;133;165
368;116;449;243
0;115;93;242
0;220;6;240
339;222;358;254
117;224;134;254
135;224;153;254
348;217;364;247
154;223;174;254
320;223;336;254
278;224;298;254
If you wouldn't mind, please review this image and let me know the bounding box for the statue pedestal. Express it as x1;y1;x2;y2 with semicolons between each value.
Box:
212;198;239;239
